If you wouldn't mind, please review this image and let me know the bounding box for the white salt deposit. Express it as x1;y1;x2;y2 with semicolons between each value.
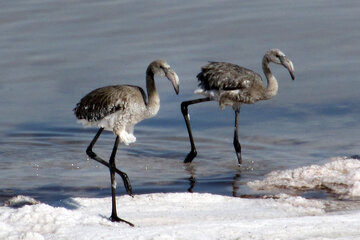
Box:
248;157;360;199
4;195;40;208
1;157;360;239
1;192;360;240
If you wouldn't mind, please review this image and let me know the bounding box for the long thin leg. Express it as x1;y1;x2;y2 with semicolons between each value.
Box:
233;109;242;165
86;128;133;196
108;136;134;226
181;97;211;163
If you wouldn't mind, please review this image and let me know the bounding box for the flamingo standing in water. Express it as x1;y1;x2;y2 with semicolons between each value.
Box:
74;59;179;226
181;49;294;164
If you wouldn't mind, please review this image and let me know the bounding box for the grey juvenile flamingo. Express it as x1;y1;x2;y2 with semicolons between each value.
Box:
181;49;294;164
73;59;179;226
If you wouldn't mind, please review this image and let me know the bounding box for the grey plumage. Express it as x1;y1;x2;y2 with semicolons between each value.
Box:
195;49;295;110
197;62;266;107
74;85;147;122
74;59;179;145
197;61;262;91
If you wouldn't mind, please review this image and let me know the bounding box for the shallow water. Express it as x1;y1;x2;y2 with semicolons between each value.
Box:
0;0;359;205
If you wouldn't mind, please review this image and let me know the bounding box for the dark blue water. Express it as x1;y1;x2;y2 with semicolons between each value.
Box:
1;0;359;205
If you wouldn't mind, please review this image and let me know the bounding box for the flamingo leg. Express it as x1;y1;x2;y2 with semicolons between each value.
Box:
181;97;211;163
233;109;242;165
108;136;134;226
86;128;133;196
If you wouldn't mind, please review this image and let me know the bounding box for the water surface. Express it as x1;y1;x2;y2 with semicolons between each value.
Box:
0;0;359;205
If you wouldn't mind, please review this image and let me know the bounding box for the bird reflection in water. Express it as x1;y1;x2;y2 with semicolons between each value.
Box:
184;163;242;197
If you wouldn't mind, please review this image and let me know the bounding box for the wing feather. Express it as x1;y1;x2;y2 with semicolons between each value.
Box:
73;85;147;122
197;62;262;91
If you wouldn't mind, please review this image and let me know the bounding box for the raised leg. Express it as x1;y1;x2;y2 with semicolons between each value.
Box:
108;136;134;226
233;109;242;165
86;128;133;196
181;97;211;163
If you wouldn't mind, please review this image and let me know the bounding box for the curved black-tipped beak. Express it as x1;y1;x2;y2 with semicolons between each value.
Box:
174;84;180;95
289;69;295;80
165;69;180;95
280;56;295;80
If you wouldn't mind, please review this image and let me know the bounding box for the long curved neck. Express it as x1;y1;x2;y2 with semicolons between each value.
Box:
262;56;278;100
145;69;160;118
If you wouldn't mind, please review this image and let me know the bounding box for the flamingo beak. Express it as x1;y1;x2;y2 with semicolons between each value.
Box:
288;66;295;80
165;69;180;95
280;56;295;80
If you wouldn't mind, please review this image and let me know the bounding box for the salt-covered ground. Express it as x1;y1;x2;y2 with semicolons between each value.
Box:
1;157;360;240
248;157;360;199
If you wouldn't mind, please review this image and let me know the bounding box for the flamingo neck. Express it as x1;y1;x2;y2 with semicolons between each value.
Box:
262;56;278;99
145;70;160;118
